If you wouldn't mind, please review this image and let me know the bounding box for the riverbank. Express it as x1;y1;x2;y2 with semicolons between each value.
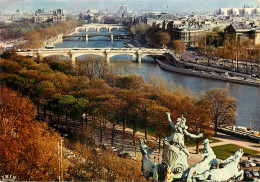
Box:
156;56;260;87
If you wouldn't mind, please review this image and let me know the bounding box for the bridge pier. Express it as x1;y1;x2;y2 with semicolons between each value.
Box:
105;54;111;63
111;34;114;42
137;53;142;62
86;34;88;42
71;54;76;67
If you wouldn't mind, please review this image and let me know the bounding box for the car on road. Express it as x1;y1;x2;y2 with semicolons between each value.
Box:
244;169;253;178
251;169;259;177
247;160;257;167
241;161;251;168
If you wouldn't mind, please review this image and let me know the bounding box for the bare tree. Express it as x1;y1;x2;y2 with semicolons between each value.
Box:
201;88;237;136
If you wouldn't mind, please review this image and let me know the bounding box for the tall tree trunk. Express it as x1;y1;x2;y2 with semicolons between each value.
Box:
132;116;135;144
123;114;126;140
43;105;46;118
100;119;103;143
37;97;40;116
65;111;68;127
159;134;161;153
214;123;218;136
111;123;115;146
57;113;60;124
48;103;52;122
196;140;200;154
145;122;147;140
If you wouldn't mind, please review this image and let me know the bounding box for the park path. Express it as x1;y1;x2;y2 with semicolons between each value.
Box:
80;119;260;167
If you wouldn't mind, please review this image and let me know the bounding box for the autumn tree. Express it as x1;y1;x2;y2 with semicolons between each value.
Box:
148;103;169;152
184;99;214;153
201;88;237;136
59;95;77;126
130;22;150;36
0;86;63;181
156;32;171;48
173;40;186;56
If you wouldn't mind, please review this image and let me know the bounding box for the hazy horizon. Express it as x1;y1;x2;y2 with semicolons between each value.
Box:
0;0;259;13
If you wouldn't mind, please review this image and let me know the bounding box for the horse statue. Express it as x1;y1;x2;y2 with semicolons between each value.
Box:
139;139;156;181
196;149;244;181
186;139;218;182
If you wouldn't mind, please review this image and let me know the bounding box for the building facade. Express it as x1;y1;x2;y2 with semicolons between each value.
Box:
218;8;260;16
34;9;66;23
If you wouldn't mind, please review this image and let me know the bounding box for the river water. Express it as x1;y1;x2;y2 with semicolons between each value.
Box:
55;28;260;131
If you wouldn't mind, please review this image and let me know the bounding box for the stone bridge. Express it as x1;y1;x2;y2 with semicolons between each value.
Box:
63;34;130;41
16;48;168;65
75;24;126;32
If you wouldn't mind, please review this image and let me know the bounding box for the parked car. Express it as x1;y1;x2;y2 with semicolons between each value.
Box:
251;169;259;177
244;169;253;178
111;146;118;153
241;161;251;168
247;160;257;167
255;162;260;166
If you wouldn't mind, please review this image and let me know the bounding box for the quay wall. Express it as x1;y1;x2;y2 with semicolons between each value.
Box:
156;58;260;87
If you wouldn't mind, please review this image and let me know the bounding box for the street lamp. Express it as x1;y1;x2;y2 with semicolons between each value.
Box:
82;113;86;134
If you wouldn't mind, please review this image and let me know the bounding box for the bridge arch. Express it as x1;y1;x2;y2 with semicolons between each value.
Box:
77;28;86;32
73;52;106;60
110;27;120;32
42;54;71;61
74;53;106;61
86;27;98;32
98;27;110;32
107;52;137;62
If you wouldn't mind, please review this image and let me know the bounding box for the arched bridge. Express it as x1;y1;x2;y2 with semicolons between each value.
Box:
16;48;168;65
75;24;126;32
62;34;130;41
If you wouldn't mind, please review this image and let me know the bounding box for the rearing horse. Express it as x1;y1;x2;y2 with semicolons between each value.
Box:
196;148;244;181
139;139;156;181
186;139;218;182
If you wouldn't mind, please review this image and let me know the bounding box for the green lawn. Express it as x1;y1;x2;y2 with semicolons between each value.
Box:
185;137;220;147
212;144;259;160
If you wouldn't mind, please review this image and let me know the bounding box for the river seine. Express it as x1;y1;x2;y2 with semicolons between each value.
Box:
55;28;260;131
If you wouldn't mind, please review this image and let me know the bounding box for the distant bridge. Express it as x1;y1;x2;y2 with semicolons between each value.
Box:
75;24;126;32
62;34;130;41
16;48;168;65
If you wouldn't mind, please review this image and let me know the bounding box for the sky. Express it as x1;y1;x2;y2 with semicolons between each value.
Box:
0;0;259;13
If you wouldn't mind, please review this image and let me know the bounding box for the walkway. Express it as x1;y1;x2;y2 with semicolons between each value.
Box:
79;118;260;167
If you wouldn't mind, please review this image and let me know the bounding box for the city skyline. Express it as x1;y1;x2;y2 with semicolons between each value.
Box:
0;0;259;13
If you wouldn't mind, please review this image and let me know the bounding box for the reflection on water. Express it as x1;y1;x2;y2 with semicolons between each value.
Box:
55;29;260;131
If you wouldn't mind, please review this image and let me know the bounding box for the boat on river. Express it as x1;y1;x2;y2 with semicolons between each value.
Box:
218;125;260;143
